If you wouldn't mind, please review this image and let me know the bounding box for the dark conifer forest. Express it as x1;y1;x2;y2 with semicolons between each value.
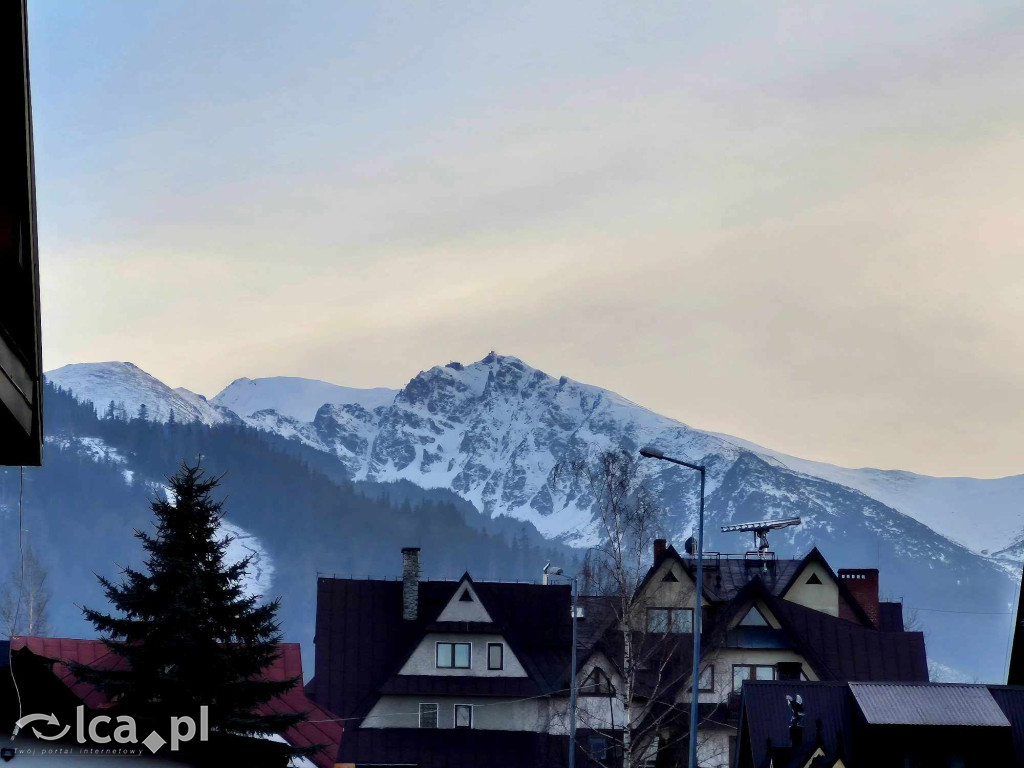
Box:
0;385;576;674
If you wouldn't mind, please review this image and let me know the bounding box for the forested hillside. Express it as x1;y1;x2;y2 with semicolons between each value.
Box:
0;385;577;674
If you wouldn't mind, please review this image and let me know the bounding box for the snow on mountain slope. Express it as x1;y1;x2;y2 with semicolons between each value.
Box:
710;433;1024;557
232;353;1021;559
212;376;397;421
46;362;234;425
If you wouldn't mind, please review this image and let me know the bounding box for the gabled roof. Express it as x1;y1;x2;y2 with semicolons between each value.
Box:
777;547;875;628
716;579;928;683
11;636;342;768
309;578;575;721
767;593;926;682
638;546;876;629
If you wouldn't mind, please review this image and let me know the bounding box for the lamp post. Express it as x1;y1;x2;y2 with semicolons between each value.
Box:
639;446;706;768
544;565;579;768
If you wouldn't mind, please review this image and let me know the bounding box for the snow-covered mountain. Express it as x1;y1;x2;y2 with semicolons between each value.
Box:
199;353;1023;561
46;362;235;426
47;355;1024;560
212;376;397;422
38;353;1024;681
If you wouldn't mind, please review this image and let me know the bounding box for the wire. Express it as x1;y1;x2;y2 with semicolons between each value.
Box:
908;606;1012;616
8;467;25;740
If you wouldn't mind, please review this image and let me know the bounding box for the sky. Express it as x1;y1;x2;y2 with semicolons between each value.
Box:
28;1;1024;478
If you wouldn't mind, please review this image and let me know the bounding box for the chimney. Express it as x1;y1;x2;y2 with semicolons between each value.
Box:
402;547;421;621
653;539;667;561
838;568;879;627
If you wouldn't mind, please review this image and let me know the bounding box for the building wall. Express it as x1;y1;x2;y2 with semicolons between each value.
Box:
697;726;734;768
782;561;839;616
398;632;528;677
696;648;817;705
361;695;553;732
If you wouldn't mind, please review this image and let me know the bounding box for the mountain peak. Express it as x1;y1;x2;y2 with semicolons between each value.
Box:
45;362;231;425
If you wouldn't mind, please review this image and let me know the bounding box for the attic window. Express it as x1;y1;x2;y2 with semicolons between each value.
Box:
738;606;770;627
436;642;471;669
806;573;823;585
459;590;474;602
662;571;679;583
582;667;614;696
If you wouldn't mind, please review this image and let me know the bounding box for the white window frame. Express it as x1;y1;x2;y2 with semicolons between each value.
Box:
419;702;439;729
487;642;504;671
454;703;473;729
435;641;473;669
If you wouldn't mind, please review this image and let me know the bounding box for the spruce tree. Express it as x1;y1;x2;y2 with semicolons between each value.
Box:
77;461;304;749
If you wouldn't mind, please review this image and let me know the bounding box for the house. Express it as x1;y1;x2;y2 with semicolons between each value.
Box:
307;542;927;768
308;548;593;768
0;0;44;467
6;636;343;767
732;679;1024;767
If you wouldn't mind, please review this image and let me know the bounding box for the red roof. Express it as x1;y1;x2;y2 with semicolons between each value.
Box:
11;637;342;768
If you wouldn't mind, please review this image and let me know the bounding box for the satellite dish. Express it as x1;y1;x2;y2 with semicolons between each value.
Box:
684;536;698;556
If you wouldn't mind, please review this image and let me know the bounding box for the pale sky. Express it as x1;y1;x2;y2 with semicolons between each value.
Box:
30;1;1024;478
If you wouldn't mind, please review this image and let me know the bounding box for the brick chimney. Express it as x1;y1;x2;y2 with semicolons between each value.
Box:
653;539;667;561
838;568;879;627
402;547;421;621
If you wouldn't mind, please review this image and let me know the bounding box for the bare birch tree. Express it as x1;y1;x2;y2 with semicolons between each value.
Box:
1;543;52;636
556;450;724;768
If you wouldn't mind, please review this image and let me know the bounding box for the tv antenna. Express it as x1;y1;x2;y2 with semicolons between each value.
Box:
720;517;801;564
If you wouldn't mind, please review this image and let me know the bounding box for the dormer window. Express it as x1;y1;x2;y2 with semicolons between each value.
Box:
647;607;693;633
582;667;614;696
436;642;471;669
487;642;504;670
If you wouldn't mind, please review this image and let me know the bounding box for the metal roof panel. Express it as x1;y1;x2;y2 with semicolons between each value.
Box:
850;682;1011;727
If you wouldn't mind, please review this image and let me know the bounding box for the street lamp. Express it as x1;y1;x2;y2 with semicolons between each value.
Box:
639;445;706;768
544;564;579;768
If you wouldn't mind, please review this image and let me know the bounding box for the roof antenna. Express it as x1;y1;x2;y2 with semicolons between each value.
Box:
720;517;802;571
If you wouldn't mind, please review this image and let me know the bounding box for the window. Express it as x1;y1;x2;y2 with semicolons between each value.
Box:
582;667;614;696
419;703;438;728
588;735;608;760
806;572;822;585
646;607;693;633
738;606;770;627
459;589;474;602
686;665;714;693
487;642;504;670
454;704;473;729
732;664;775;692
436;642;472;669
